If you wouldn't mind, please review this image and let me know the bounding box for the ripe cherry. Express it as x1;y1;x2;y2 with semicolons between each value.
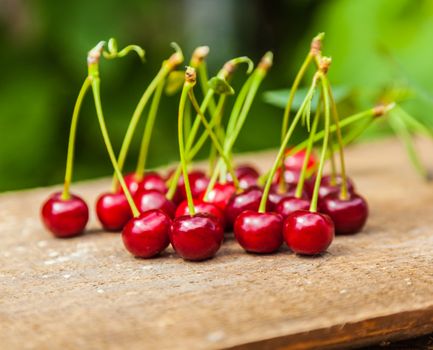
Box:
283;210;334;255
96;192;132;232
227;164;260;182
138;172;167;193
121;173;141;196
284;148;316;171
234;210;283;254
320;192;368;235
238;173;259;190
275;168;300;186
41;192;89;238
122;209;171;258
175;199;225;227
177;170;209;200
306;174;355;201
201;182;236;211
134;189;176;218
225;186;264;228
170;213;224;261
276;196;310;219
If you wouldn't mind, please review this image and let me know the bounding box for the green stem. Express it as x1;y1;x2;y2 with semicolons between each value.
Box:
295;100;321;198
198;62;217;115
184;100;192;142
135;78;165;179
342;117;374;146
61;77;91;200
309;75;331;212
188;89;240;189
389;112;429;180
259;77;317;213
90;75;140;218
113;66;169;190
178;81;195;215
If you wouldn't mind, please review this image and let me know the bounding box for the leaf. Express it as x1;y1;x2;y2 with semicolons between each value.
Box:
263;85;351;111
165;71;184;95
208;77;235;95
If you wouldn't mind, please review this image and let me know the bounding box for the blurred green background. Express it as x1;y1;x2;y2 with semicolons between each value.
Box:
1;0;433;192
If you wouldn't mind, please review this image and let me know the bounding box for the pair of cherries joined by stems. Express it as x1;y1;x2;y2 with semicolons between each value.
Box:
41;34;391;261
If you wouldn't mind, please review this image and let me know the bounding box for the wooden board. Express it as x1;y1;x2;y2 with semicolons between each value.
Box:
1;138;433;350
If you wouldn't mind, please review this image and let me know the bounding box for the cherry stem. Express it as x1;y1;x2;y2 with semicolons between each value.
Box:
61;77;91;200
258;75;317;213
88;63;140;218
134;78;165;179
112;43;183;191
309;73;331;213
188;88;240;189
178;68;196;215
295;99;321;198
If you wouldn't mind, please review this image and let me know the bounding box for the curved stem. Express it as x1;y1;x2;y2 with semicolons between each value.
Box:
135;79;165;179
309;75;331;212
178;82;195;215
295;100;321;198
188;89;240;189
259;78;317;213
61;77;91;200
91;77;140;218
198;62;217;115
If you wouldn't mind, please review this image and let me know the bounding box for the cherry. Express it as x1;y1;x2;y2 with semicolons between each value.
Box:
284;148;316;171
267;189;285;211
41;192;89;238
225;186;265;228
177;170;209;200
306;174;355;201
170;214;224;261
121;173;141;196
276;196;310;219
227;164;259;182
96;192;132;232
175;199;225;227
283;210;334;255
138;172;167;194
134;189;176;218
275;168;300;186
320;192;368;235
201;182;236;211
238;173;259;190
234;210;283;254
122;209;171;258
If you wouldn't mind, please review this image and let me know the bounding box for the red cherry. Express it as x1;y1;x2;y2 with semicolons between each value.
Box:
134;189;176;218
275;196;310;219
225;186;264;227
306;174;355;201
320;192;368;235
175;199;225;227
121;173;141;196
275;168;301;186
234;210;283;254
267;184;308;211
284;148;316;171
122;210;171;258
170;214;224;261
283;210;334;255
96;192;132;232
177;170;209;200
137;172;167;194
227;164;260;182
201;182;236;211
41;192;89;238
238;173;259;190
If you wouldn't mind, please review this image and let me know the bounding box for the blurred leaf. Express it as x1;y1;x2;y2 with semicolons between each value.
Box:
263;85;351;111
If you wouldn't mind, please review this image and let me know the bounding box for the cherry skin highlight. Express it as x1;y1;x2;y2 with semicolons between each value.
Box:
225;186;265;228
134;189;176;218
121;173;141;197
320;192;368;235
238;173;259;190
276;196;310;219
41;192;89;238
177;170;210;200
283;210;334;255
170;213;224;261
96;192;132;232
175;199;225;227
234;210;283;254
122;209;171;258
201;182;236;211
138;172;167;194
227;164;260;182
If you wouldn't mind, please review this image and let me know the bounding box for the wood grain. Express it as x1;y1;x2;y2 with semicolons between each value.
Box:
1;138;433;350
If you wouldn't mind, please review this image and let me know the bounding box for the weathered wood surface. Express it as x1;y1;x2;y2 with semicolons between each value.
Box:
1;138;433;350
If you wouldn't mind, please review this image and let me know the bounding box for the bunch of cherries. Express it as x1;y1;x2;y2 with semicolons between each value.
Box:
41;34;394;261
